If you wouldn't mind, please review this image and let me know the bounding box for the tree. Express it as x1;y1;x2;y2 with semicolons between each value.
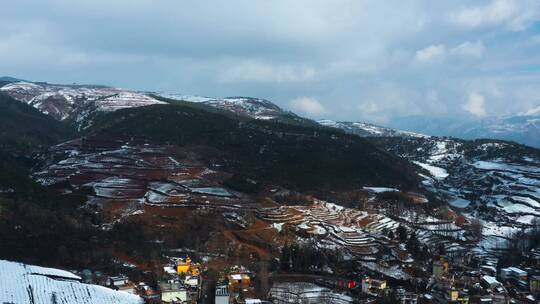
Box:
280;244;291;271
397;226;407;242
437;243;446;256
470;219;483;240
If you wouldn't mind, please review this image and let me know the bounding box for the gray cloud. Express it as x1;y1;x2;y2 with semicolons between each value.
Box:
1;0;539;123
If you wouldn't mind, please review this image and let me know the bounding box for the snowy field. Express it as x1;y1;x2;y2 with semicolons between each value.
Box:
0;260;143;304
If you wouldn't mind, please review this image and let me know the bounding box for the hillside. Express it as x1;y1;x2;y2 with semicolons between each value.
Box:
157;94;320;127
0;93;76;192
86;103;420;191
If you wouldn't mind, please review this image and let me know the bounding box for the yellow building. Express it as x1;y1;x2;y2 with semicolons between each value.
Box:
228;273;251;291
177;257;191;274
176;257;200;276
449;289;469;304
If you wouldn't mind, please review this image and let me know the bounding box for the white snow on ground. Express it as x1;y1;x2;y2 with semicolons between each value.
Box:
269;282;354;304
157;93;214;103
473;160;540;173
413;161;449;179
449;197;470;208
0;260;143;304
362;187;399;193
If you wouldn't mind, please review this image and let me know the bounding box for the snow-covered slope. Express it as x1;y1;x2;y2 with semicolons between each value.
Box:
0;82;165;129
318;120;427;138
0;259;143;304
371;136;540;231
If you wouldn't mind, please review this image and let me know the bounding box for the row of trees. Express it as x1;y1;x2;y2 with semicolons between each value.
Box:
279;242;343;273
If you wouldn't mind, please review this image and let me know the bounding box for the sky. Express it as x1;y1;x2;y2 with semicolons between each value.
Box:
1;0;540;123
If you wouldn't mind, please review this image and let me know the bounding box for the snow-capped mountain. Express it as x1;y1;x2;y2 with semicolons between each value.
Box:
318;120;427;138
0;259;143;304
0;82;165;129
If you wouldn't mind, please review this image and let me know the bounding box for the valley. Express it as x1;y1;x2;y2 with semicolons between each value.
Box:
1;80;539;303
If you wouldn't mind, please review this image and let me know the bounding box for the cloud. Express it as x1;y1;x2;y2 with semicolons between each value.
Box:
450;41;485;57
450;0;540;31
0;1;539;123
462;92;487;116
218;61;317;83
415;41;485;65
289;97;326;116
415;44;446;64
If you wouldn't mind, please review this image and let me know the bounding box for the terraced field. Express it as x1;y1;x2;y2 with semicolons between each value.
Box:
34;137;259;223
258;198;471;279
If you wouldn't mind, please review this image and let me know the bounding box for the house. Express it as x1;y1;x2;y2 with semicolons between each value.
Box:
362;277;387;296
184;275;199;290
136;282;160;303
448;289;469;304
500;267;527;281
228;273;251;291
163;266;177;276
530;275;540;294
480;265;497;276
109;275;130;287
215;284;229;304
109;276;137;294
394;287;418;304
433;258;449;279
176;256;200;276
482;275;502;290
159;281;188;303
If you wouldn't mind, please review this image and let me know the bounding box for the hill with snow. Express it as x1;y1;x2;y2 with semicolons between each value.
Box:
0;260;143;304
0;82;165;129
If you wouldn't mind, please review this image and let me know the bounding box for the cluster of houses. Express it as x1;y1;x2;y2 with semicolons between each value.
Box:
158;256;202;303
215;266;267;304
74;256;202;303
423;255;540;303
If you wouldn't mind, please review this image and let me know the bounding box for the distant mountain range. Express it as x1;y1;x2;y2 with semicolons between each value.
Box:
386;112;540;148
1;78;537;148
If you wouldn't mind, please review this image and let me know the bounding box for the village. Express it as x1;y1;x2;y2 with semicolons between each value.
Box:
27;138;540;303
66;243;540;304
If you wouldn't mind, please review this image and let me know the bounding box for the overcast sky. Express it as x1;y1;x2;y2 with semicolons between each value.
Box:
1;0;540;123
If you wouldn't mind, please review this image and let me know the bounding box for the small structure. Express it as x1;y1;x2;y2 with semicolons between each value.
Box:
137;282;160;302
500;267;527;281
362;277;387;296
176;256;200;276
184;275;199;290
530;275;540;295
159;281;188;303
215;284;229;304
481;275;502;290
394;287;418;304
228;273;251;291
109;276;137;294
433;259;449;278
448;289;469;304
